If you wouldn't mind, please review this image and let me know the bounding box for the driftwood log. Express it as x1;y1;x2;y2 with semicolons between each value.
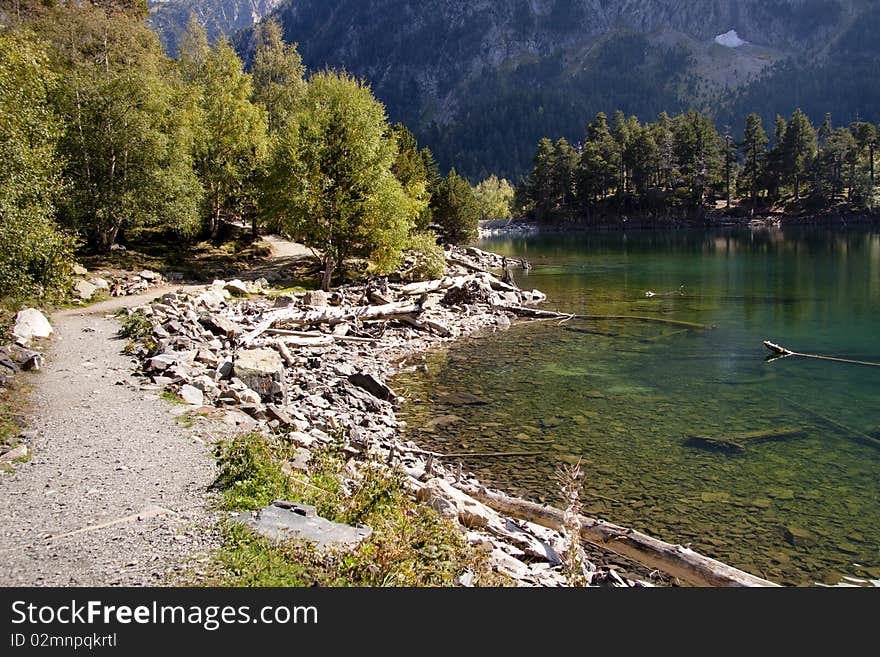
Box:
764;341;880;368
458;483;778;587
686;427;807;451
241;301;424;345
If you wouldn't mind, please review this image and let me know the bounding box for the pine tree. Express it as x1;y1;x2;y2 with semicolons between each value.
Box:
781;109;817;201
741;113;768;209
432;169;480;244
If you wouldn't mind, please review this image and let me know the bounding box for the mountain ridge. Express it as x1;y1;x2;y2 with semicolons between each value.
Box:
146;0;880;179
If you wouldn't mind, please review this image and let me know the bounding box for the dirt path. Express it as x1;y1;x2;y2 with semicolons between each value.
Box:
0;288;221;586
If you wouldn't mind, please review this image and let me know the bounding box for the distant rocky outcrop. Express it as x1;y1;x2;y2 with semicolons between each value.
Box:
147;0;284;54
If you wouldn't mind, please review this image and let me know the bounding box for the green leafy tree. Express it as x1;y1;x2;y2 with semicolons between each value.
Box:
473;175;515;221
741;113;769;208
47;5;203;250
781;109;817;200
187;34;269;237
262;70;423;289
0;29;71;298
251;18;305;136
432;169;479;244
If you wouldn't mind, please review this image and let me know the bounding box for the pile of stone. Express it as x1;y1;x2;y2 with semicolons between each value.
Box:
122;266;650;587
1;308;52;388
71;263;170;301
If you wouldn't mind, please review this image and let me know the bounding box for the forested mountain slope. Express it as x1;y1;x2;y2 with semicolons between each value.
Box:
153;0;880;179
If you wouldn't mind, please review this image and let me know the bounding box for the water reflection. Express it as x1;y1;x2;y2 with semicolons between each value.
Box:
395;227;880;586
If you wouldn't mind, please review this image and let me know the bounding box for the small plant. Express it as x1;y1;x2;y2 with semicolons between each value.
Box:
117;309;156;353
556;459;589;586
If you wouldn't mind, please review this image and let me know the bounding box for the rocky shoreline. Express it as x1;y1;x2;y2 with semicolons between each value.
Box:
116;245;681;587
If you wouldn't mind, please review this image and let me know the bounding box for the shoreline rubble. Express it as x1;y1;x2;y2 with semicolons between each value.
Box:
118;245;738;587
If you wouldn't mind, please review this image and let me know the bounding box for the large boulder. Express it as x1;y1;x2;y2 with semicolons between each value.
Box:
74;279;97;300
302;289;328;307
233;348;285;401
12;308;53;344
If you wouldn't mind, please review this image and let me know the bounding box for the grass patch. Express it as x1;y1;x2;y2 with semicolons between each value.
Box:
205;432;506;587
160;389;184;405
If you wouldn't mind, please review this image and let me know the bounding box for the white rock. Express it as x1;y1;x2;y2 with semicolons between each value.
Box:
302;289;328;307
89;277;110;290
13;308;53;343
71;263;88;276
417;477;497;529
139;270;161;281
0;444;29;463
179;384;204;405
233;348;285;400
74;279;97;300
224;279;249;297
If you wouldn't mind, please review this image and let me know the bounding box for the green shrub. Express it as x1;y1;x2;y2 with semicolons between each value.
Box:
401;231;446;282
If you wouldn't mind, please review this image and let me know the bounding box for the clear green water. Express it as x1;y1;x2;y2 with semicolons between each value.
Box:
394;228;880;586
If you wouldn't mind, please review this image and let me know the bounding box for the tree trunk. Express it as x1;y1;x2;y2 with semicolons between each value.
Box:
96;223;120;254
321;257;335;292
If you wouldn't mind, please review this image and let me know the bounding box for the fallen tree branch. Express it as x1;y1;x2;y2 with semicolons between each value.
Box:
240;301;424;345
764;341;880;367
502;306;713;330
457;484;778;587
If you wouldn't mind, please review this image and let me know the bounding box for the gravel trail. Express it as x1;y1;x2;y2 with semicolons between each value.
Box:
0;289;221;586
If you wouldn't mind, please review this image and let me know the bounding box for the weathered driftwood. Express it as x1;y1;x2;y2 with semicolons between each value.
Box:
272;339;296;367
764;341;880;368
502;306;714;330
400;276;457;296
784;398;880;450
686;427;806;451
267;328;377;344
240;301;424;345
446;255;489;274
458;484;778;587
399;315;452;337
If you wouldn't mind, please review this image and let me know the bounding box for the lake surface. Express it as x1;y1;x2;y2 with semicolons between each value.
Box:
394;227;880;586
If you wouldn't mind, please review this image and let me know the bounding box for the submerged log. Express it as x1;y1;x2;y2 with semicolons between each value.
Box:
686;427;807;451
502;306;714;330
784;398;880;450
459;484;778;587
